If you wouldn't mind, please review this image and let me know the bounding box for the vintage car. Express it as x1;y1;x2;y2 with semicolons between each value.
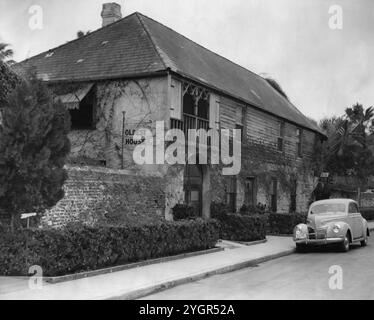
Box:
293;199;370;252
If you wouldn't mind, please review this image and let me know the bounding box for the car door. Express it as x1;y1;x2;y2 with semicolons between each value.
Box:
348;202;363;240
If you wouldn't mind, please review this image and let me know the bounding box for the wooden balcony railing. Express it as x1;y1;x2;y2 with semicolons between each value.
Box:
170;114;210;134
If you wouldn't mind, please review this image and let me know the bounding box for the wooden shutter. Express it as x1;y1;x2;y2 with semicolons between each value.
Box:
209;93;220;129
170;78;182;120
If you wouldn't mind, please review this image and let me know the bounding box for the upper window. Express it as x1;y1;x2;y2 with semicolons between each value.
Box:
182;82;210;121
55;83;96;130
69;88;96;130
277;121;285;152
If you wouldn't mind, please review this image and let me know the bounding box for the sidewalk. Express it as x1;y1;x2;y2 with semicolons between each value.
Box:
0;236;294;300
1;222;373;300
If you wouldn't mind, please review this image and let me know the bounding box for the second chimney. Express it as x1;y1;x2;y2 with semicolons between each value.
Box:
101;2;122;27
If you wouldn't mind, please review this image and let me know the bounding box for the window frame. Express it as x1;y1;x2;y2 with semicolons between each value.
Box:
277;121;285;152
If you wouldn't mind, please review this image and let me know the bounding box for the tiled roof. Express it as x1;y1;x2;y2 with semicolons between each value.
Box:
15;12;323;135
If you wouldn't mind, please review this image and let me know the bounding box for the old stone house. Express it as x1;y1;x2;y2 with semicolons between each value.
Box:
16;3;326;227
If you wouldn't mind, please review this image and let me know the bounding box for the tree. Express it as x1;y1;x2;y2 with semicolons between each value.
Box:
318;104;374;184
0;43;16;65
0;61;20;105
0;71;71;230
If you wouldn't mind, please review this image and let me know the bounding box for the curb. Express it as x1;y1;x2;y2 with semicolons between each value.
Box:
105;248;295;300
44;247;224;284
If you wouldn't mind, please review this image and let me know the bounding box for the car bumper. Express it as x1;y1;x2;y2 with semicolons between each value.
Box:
294;237;344;245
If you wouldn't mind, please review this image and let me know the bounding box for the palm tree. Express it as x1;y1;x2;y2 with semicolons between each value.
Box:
0;43;16;65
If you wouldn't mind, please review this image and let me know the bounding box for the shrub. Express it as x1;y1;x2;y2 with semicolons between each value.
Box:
267;213;307;235
172;204;198;221
361;208;374;221
0;219;220;277
218;214;267;242
239;203;267;215
210;201;231;220
211;202;266;241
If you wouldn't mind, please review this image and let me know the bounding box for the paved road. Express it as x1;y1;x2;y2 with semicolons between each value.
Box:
142;237;374;300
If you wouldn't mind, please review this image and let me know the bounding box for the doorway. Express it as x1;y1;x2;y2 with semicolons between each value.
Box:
184;165;203;216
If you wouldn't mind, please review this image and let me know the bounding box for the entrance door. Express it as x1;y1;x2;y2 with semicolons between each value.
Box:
184;165;203;216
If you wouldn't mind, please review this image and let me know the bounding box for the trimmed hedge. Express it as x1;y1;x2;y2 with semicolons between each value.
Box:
361;208;374;221
0;219;219;277
267;213;307;235
210;202;266;241
217;214;267;242
172;204;198;221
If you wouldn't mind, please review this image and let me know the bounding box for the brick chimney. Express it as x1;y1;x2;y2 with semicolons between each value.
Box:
101;3;122;27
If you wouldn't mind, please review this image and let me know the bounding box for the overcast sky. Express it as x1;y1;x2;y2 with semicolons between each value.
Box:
0;0;373;121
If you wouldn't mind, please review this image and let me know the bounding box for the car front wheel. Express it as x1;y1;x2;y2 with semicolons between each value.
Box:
296;243;308;253
339;234;350;252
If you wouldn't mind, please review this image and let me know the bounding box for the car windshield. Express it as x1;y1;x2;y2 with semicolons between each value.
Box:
310;203;346;215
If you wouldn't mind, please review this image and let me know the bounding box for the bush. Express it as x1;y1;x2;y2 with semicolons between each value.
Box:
361;208;374;221
267;213;307;235
211;202;266;241
239;203;267;215
211;201;232;220
0;219;220;277
172;204;198;221
218;214;267;242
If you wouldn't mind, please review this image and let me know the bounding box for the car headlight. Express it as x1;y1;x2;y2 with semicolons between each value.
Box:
332;224;341;234
295;225;307;239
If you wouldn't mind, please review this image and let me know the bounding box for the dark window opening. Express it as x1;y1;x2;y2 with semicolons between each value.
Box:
69;88;96;130
227;176;237;213
183;93;195;116
184;165;203;216
290;179;297;213
197;98;209;120
270;178;278;213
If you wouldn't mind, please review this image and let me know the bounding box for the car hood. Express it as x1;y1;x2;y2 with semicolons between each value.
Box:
307;213;345;228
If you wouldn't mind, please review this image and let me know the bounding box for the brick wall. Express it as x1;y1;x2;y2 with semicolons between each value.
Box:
42;166;166;228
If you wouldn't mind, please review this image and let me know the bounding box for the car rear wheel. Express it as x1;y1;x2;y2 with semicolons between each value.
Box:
339;234;350;252
361;231;368;247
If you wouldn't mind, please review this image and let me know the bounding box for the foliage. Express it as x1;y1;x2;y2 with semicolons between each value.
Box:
239;203;267;215
0;43;16;65
0;61;20;105
360;208;374;221
211;202;266;241
0;219;220;276
0;73;71;229
210;201;231;220
172;203;198;220
318;103;374;185
218;214;267;242
267;213;307;235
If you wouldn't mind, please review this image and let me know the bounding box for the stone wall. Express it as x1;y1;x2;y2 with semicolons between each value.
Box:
42;166;166;228
66;76;169;172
